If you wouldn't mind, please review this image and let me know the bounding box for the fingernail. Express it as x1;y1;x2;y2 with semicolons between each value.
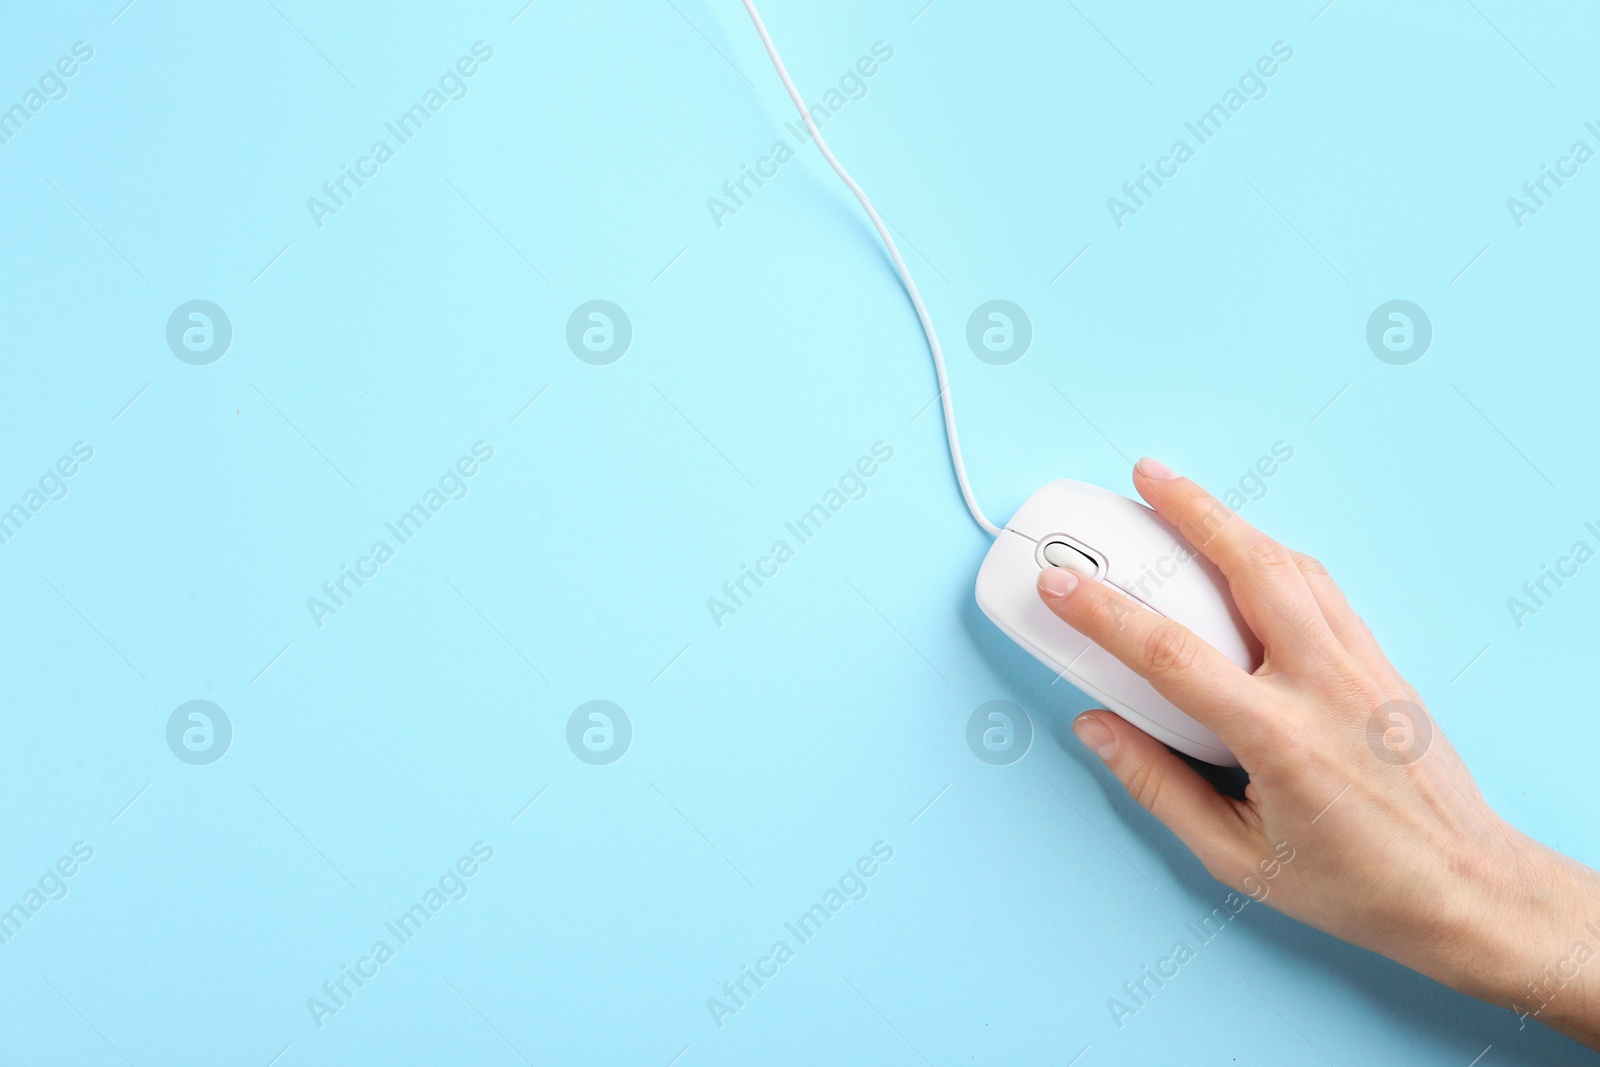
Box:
1136;457;1175;480
1073;714;1118;762
1038;568;1079;598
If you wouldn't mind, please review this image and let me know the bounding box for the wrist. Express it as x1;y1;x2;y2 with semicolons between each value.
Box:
1454;825;1600;1043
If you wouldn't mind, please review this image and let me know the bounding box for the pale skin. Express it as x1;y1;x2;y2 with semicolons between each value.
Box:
1037;457;1600;1050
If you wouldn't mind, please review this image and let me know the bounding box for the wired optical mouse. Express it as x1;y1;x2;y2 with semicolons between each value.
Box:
739;2;1259;766
975;481;1260;766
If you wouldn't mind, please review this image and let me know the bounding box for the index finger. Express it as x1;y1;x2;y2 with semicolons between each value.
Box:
1132;459;1342;673
1036;565;1261;750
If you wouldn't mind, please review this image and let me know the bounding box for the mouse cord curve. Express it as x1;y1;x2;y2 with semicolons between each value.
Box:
739;0;1003;539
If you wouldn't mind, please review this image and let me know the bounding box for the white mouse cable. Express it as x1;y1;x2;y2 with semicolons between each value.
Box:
739;0;1003;539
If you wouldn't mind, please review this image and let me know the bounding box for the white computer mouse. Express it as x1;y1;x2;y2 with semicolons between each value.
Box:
975;480;1261;766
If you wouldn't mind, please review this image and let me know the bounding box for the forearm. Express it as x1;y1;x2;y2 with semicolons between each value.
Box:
1444;828;1600;1048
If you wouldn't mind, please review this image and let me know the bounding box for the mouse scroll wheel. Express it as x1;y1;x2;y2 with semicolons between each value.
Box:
1042;541;1099;577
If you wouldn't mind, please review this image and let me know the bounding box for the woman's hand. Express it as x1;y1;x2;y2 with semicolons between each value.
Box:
1037;457;1600;1049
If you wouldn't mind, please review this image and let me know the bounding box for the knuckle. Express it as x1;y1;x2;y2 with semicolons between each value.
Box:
1329;669;1385;715
1106;596;1141;632
1236;682;1297;750
1122;759;1166;813
1087;586;1141;634
1179;496;1236;547
1142;623;1200;676
1274;723;1323;768
1245;537;1295;575
1294;553;1330;579
1249;714;1295;757
1196;838;1248;884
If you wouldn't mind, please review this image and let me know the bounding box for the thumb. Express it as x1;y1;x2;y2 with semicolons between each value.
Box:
1072;711;1251;872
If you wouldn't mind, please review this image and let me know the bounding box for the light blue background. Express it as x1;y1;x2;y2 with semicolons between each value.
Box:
2;0;1598;1063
